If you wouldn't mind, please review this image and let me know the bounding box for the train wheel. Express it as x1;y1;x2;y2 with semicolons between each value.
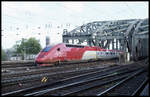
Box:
55;61;60;66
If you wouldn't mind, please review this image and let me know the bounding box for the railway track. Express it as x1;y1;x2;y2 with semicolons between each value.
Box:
2;59;120;82
2;58;142;80
2;63;123;92
2;62;146;96
96;60;149;96
1;59;117;69
1;60;35;68
97;70;148;96
2;64;35;68
2;62;118;81
140;83;149;96
2;59;120;94
2;66;49;73
2;66;105;86
38;67;143;96
1;63;121;94
2;66;72;79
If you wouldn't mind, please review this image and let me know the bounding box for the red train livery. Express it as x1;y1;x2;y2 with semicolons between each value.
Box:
35;43;123;66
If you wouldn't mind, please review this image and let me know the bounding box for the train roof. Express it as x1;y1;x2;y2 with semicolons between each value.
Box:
46;43;102;48
63;43;87;46
63;43;102;48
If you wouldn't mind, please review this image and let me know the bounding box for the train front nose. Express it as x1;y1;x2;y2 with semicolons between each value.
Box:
35;52;47;64
35;46;53;66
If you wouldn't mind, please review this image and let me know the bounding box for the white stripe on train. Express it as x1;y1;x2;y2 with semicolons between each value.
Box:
82;51;120;60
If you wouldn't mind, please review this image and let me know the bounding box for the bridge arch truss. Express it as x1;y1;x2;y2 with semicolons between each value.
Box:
63;18;149;60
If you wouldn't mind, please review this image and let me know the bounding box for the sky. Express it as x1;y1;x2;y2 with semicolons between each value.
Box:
2;1;148;49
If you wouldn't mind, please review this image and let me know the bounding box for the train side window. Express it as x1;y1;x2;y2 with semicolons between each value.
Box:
57;48;60;51
66;44;84;48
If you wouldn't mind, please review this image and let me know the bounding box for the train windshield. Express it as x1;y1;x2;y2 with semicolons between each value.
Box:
42;46;52;52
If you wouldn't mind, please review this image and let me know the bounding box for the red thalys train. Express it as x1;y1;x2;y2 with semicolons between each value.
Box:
35;43;123;66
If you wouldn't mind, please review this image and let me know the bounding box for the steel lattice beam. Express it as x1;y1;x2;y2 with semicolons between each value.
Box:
62;18;149;61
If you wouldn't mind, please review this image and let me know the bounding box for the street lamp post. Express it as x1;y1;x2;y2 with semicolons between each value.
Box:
23;45;26;60
16;27;19;60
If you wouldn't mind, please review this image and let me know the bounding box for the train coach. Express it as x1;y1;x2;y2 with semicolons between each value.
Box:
35;43;123;66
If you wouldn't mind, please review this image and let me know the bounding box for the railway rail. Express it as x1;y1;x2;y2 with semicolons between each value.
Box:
2;63;120;94
1;59;117;79
2;66;107;86
2;61;147;96
39;67;143;96
97;70;147;96
2;63;123;92
2;59;118;78
2;59;120;94
140;83;149;96
1;60;35;68
1;59;118;69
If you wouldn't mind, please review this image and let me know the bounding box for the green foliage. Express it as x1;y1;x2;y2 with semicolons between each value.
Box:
15;37;42;55
26;38;42;54
2;49;7;61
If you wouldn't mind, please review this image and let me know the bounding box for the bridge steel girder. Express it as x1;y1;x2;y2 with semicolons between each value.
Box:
131;19;149;60
62;18;148;61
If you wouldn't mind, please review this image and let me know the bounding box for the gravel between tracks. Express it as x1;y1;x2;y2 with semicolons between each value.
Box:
2;59;148;95
2;62;119;94
102;72;147;96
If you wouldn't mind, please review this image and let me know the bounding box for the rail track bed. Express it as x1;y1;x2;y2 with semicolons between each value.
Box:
2;60;117;78
97;71;148;96
1;59;118;72
2;59;148;96
2;60;118;93
2;63;120;93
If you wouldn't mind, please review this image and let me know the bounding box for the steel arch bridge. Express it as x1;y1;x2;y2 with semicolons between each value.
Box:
62;18;149;60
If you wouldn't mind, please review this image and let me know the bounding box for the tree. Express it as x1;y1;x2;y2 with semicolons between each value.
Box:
25;38;42;54
2;49;7;61
14;37;42;60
